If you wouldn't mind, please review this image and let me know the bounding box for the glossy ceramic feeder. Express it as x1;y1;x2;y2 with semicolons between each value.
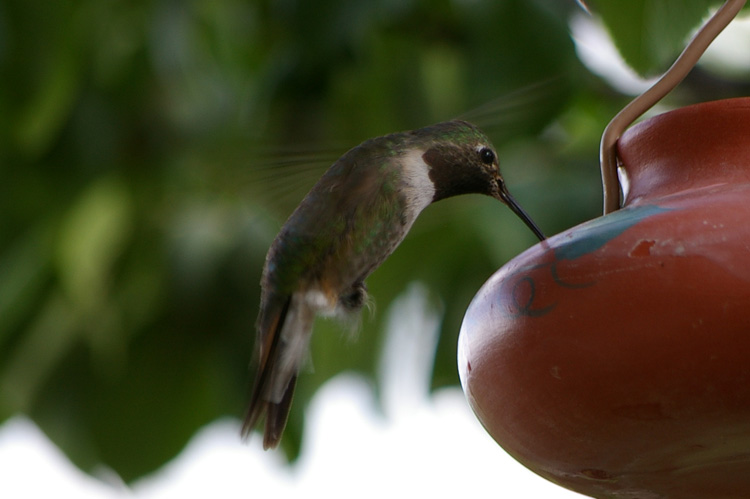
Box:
458;98;750;498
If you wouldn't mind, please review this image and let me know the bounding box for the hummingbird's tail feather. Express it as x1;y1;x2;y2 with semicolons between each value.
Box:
241;294;291;442
242;291;317;448
263;374;297;449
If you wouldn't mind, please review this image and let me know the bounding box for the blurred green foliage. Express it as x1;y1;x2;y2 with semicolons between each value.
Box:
0;0;746;482
590;0;750;76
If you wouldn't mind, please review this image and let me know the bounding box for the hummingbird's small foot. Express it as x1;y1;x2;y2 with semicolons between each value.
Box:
339;281;368;311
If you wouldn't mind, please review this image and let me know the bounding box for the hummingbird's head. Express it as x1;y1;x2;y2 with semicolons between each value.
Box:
418;120;501;202
419;120;545;240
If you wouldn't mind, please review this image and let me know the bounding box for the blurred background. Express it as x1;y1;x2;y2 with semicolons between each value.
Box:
1;0;749;496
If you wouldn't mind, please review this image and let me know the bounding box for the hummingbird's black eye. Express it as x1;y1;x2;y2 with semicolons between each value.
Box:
479;147;495;165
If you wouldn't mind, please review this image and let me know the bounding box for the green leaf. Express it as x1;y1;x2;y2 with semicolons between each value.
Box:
0;227;54;347
57;177;133;310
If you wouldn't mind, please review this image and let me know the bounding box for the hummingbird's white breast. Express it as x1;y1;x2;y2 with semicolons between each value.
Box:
399;148;436;228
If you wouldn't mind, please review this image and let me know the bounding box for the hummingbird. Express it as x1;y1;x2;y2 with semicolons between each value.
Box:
242;120;545;449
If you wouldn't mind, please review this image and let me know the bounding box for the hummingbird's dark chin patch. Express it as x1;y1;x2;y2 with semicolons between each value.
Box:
422;146;494;202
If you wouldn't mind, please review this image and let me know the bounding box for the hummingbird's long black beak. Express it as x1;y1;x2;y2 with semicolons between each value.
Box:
496;182;546;241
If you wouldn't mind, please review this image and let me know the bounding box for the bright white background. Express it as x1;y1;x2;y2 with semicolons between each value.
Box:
0;383;584;499
0;284;584;499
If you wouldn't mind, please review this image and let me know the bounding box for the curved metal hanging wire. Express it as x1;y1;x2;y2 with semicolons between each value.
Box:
599;0;747;214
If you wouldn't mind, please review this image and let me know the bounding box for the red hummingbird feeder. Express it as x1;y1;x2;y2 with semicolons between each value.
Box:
458;97;750;498
456;2;750;496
